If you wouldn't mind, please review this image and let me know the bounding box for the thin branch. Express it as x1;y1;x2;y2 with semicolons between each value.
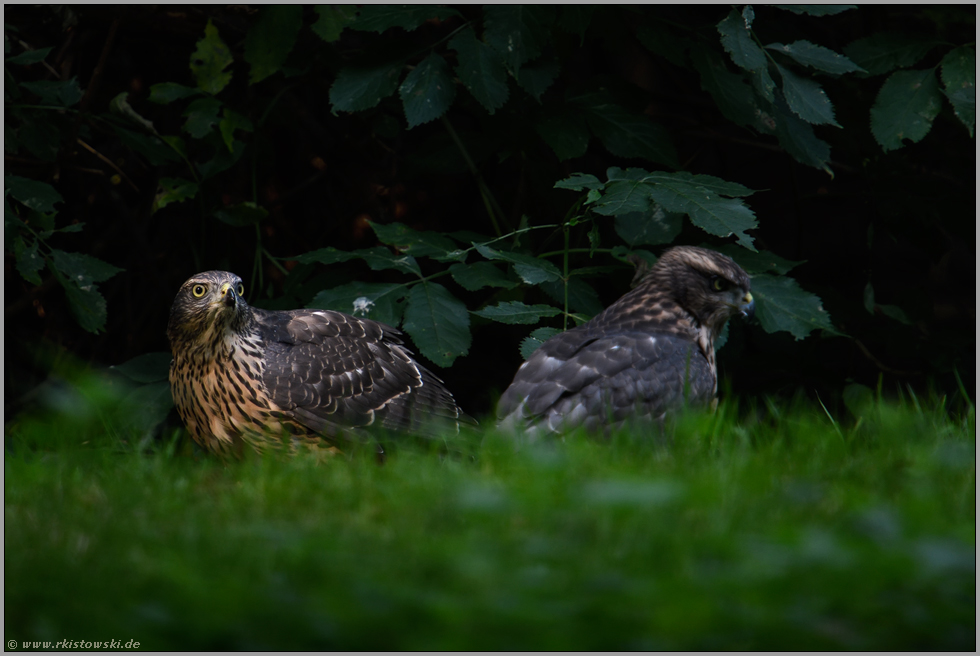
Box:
76;139;140;192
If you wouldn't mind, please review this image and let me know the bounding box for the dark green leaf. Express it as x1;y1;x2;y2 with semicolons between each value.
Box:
636;23;689;69
584;102;678;168
557;6;593;38
60;276;108;334
766;41;865;75
691;47;771;131
351;5;460;33
370;220;460;259
449;262;517;291
751;66;777;103
653;171;756;197
196;138;246;179
718;9;766;72
153;178;199;214
516;56;561;101
750;273;837;340
212;202;268;227
553;173;602;192
295;247;363;266
614;208;682;247
647;179;757;251
484;5;555;74
309;282;408;327
244;5;303;85
190;19;233;94
870;69;943;151
19;77;83;107
520;326;561;360
357;247;422;276
713;245;804;275
5;176;63;213
399;52;455;128
591;167;653;217
844;33;939;77
536;111;590;161
148;82;202;104
940;46;975;137
541;278;604;317
330;60;405;112
6;46;52;65
110;352;173;384
777;64;841;127
121;381;174;434
473;300;561;325
773;94;832;173
219;109;254;152
15;119;61;161
50;249;123;284
312;5;358;42
473;243;562;285
449;27;509;114
773;5;856;16
12;236;44;285
182;97;223;138
403;282;471;367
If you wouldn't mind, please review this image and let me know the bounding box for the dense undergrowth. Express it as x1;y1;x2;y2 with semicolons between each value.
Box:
4;374;975;650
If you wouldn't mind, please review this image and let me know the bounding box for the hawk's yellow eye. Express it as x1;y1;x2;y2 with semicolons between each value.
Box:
237;283;245;296
192;284;207;298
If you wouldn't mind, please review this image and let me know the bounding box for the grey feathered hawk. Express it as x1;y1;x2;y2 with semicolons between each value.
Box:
497;246;754;438
167;271;465;456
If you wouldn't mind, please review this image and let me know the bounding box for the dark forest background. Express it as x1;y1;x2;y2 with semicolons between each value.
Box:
4;4;975;425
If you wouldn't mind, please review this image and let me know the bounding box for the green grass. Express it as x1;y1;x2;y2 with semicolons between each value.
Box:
5;376;975;650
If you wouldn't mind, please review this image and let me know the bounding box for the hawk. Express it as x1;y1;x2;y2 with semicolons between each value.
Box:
167;271;465;456
497;246;754;439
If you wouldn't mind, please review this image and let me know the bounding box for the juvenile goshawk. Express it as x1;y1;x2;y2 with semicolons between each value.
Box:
497;246;754;438
167;271;465;456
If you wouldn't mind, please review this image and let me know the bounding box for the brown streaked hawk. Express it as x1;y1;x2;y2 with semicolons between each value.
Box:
497;246;754;438
167;271;466;456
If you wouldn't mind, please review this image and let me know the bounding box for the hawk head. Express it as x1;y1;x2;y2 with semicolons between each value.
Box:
167;270;253;350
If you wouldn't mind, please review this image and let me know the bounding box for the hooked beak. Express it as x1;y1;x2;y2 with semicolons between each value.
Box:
739;291;755;320
216;282;239;309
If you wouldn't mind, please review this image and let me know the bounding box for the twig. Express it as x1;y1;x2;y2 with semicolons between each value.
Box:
852;338;922;377
76;138;139;192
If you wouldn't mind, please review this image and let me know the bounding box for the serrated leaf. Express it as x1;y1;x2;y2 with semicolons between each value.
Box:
13;236;44;285
309;282;407;327
358;247;422;276
182;97;223;138
773;5;856;16
153;178;199;214
351;5;461;33
691;47;769;130
330;60;405;112
60;276;109;334
399;52;455;128
844;33;939;78
484;5;555;74
516;56;560;101
614;208;682;247
553;173;602;192
148;82;202;104
750;273;837;340
870;69;943;151
449;27;509;114
536;111;590;161
312;5;358;42
191;20;233;94
110;352;173;384
520;327;562;360
196;138;246;179
6;46;52;66
5;176;63;213
244;5;303;85
643;174;757;250
778;64;841;127
718;9;766;72
590;179;652;217
751;66;777;103
370;220;459;259
540;278;604;317
213;202;268;227
713;245;804;275
940;46;975;137
654;171;756;197
558;7;593;39
773;94;832;173
20;77;83;107
219;109;254;152
766;41;865;75
473;243;561;284
449;262;517;291
583;102;678;168
50;249;123;284
473;300;561;325
403;282;471;367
